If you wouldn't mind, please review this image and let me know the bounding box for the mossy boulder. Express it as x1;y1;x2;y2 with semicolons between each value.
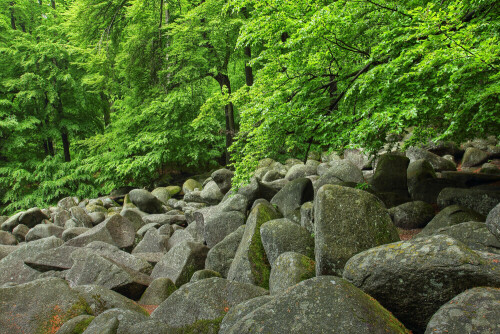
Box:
269;252;315;295
82;308;149;334
343;235;500;332
219;296;274;334
151;187;171;205
0;277;91;334
419;205;485;236
270;177;314;219
190;269;221;282
223;276;409;334
129;189;164;214
227;202;282;289
461;147;488;167
437;187;500;216
388;200;435;229
205;225;245;278
183;179;203;194
315;185;399;276
486;202;500;240
150;277;268;331
55;315;94;334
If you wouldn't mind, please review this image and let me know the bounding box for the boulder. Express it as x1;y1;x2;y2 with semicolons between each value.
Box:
128;189;164;214
300;201;314;234
461;147;489;167
212;168;234;194
65;214;136;249
343;235;500;332
126;320;174;334
0;231;17;245
24;245;78;271
1;212;22;232
138;277;177;306
203;211;245;248
25;223;64;242
151;240;209;286
480;162;500;175
223;276;409;334
371;154;410;193
425;287;500;334
219;296;274;334
58;197;78;210
486;202;500;240
227;203;282;289
236;177;279;203
56;315;94;334
12;224;29;241
151;187;171;205
0;278;90;334
270;178;314;219
217;193;249;214
120;208;146;231
132;228;168;254
315;185;399;276
437;187;500;216
314;159;364;192
409;177;460;204
284;164;317;181
18;207;49;228
85;241;153;274
70;206;93;228
73;284;149;316
441;170;500;187
419;205;485;236
150;277;268;331
82;308;149;334
260;218;314;266
190;269;221;282
205;225;245;278
183;179;203;194
406;147;456;171
62;227;89;242
388;201;435;229
88;212;106;226
200;180;224;204
407;159;436;195
344;148;371;170
269;252;315;295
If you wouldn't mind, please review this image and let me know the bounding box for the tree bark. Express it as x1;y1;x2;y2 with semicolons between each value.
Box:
244;46;253;86
215;73;236;165
55;100;71;162
100;92;111;126
10;2;16;30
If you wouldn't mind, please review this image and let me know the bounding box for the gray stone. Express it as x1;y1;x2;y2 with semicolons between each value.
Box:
343;235;500;332
119;208;145;231
56;315;94;334
25;223;64;242
129;189;164;214
437;187;500;216
427;221;500;254
152;187;171;205
236;177;279;203
138;278;177;306
137;223;161;237
1;212;22;232
407;159;436;195
441;170;500;187
127;320;175;334
406;147;457;171
18;207;49;228
227;203;282;288
262;169;281;182
480;162;500;175
269;252;315;295
66;250;152;300
167;229;196;249
88;212;106;226
183;179;203;194
58;197;78;210
12;224;29;242
200;180;224;204
260;218;314;266
371;154;410;193
212;168;234;194
73;284;149;316
425;287;500;334
462;147;489;167
62;227;89;241
0;245;17;261
53;210;71;227
204;211;245;248
270;178;314;219
217;194;249;214
315;185;399;276
388;201;435;229
219;296;274;334
314;159;364;192
157;223;174;236
24;245;78;271
151;240;209;286
0;278;90;334
224;276;408;334
190;269;221;282
85;241;153;274
284;164;317;181
0;231;17;245
86;204;108;213
419;205;485;236
133;228;168;254
206;225;245;278
82;309;148;334
70;206;93;228
486;202;500;240
410;177;462;203
65;214;136;249
300;201;314;234
151;277;268;330
344;149;371;170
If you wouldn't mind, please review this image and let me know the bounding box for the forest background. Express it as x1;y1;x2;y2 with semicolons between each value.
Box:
0;0;498;214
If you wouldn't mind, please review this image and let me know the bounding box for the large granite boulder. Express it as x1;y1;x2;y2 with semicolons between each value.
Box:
407;159;436;196
260;218;314;266
343;235;500;332
486;202;500;240
270;178;314;219
1;212;23;232
82;308;149;334
25;223;64;242
285;164;317;181
219;296;274;334
205;225;245;278
371;154;410;193
406;147;456;171
0;231;18;245
138;278;177;306
0;278;90;334
129;189;164;214
269;252;315;295
437;187;500;216
151;240;209;286
200;181;224;205
227;203;282;289
182;179;202;194
150;277;268;332
211;168;234;194
425;287;500;334
18;207;50;228
223;276;409;334
151;187;171;205
314;159;364;192
388;201;435;229
203;211;245;248
315;185;399;276
461;147;489;167
419;205;485;236
132;228;168;254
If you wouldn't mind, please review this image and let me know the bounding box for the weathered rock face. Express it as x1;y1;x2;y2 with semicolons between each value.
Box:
407;159;436;196
82;308;149;334
151;240;209;286
406;147;456;172
461;147;489;167
200;180;224;204
151;277;268;331
19;207;50;228
437;187;500;216
419;204;485;236
219;295;274;334
223;276;409;334
269;252;315;295
205;225;245;278
138;277;177;306
388;201;435;229
371;154;410;193
132;228;168;254
151;187;171;205
315;185;399;276
212;168;234;194
0;278;90;334
260;218;314;266
343;235;500;332
425;287;500;334
314;159;364;191
190;269;221;282
227;203;282;289
25;223;65;242
203;211;245;248
128;189;164;214
270;177;314;219
284;164;317;181
0;230;17;245
486;202;500;240
58;197;78;210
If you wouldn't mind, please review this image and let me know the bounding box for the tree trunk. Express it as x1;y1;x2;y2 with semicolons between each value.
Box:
10;2;16;30
215;73;236;165
100;92;111;126
61;132;71;162
244;46;253;86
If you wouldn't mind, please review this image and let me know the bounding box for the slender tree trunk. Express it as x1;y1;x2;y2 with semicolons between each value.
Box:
55;100;71;162
48;138;55;156
244;46;253;86
10;2;16;30
100;92;111;126
215;73;235;165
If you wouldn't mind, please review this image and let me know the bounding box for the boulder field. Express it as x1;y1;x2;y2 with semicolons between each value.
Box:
1;141;500;334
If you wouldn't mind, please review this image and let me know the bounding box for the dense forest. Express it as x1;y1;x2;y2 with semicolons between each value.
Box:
0;0;498;214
